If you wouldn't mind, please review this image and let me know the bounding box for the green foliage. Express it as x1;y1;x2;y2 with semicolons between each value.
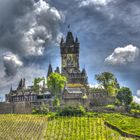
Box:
58;106;86;116
106;85;116;96
105;113;140;136
95;72;115;89
33;77;46;93
105;104;115;109
95;72;120;96
53;97;60;107
115;98;121;106
32;103;49;114
47;73;67;96
131;102;140;110
116;87;133;106
47;112;57;119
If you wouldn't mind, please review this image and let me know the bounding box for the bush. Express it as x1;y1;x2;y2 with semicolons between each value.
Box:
58;106;86;116
32;103;49;114
131;102;140;110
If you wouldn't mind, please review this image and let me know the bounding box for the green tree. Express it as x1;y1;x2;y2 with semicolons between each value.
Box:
95;72;120;96
116;87;133;110
33;77;45;93
53;97;60;107
47;73;67;97
32;102;49;114
131;102;140;110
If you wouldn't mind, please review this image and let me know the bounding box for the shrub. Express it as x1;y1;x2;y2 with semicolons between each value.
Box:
106;104;115;110
32;103;49;114
131;102;140;110
58;105;86;116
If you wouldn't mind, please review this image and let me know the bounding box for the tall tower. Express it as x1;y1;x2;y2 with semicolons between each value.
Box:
60;31;80;74
60;28;88;85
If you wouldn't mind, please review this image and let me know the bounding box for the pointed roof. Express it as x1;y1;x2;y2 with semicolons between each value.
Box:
66;31;74;45
82;68;86;75
60;37;64;46
55;67;60;73
17;79;23;90
10;85;13;93
47;64;53;78
22;78;26;87
75;37;79;43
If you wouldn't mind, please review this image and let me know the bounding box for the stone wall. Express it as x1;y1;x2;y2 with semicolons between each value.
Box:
0;102;32;114
0;102;13;114
62;98;84;107
13;102;32;114
89;92;115;106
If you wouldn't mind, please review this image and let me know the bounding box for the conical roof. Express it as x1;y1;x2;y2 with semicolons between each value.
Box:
47;64;53;77
66;31;74;45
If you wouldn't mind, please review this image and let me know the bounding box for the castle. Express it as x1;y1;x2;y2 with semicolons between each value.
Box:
5;29;115;111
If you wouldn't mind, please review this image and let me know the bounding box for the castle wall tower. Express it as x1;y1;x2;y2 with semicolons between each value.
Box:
60;29;88;85
47;64;53;78
60;31;80;74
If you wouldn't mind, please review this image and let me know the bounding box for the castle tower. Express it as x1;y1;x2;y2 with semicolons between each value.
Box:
22;78;26;88
60;30;80;74
60;28;88;85
55;67;60;73
17;78;26;90
47;64;53;78
17;79;23;90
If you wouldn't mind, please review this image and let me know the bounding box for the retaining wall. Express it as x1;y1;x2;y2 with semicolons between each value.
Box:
0;102;32;114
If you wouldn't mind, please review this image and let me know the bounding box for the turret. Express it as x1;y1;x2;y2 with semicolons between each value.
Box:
17;79;23;90
22;78;26;88
55;67;60;73
10;85;13;93
66;31;74;46
82;68;87;75
17;78;26;90
75;37;79;43
60;37;64;46
47;64;53;78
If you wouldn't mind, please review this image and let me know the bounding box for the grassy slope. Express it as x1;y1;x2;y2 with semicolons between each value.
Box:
105;113;140;136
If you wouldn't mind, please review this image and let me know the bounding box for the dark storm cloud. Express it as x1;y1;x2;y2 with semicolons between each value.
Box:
0;0;64;77
0;0;64;97
3;52;23;77
0;0;64;57
50;0;140;94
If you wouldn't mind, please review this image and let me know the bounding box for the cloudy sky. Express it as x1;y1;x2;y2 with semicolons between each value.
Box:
0;0;140;103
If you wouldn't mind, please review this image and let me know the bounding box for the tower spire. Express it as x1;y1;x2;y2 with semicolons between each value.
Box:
10;84;12;93
47;63;53;78
55;67;60;73
75;36;79;43
17;78;23;90
22;78;26;88
66;25;74;45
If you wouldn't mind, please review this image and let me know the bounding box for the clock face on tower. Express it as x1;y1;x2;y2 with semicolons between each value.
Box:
67;55;73;67
62;54;78;69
